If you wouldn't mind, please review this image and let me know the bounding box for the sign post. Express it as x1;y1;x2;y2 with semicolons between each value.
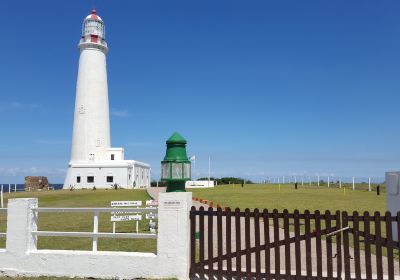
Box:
146;200;158;233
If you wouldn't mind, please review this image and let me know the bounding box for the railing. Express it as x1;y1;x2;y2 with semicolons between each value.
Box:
32;207;158;251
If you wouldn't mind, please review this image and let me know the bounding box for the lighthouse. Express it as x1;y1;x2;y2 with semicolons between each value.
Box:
64;10;151;189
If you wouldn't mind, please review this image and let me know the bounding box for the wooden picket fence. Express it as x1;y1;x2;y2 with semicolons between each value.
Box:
189;207;400;280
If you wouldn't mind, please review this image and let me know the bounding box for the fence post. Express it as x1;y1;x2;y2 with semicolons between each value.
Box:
0;185;3;208
157;192;192;279
92;210;99;251
6;198;38;255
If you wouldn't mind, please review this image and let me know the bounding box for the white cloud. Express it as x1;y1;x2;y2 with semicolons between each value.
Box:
110;108;129;117
125;142;154;147
0;102;41;112
0;167;66;177
33;139;68;145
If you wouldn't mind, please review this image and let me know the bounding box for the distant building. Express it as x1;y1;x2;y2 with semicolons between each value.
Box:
64;10;150;189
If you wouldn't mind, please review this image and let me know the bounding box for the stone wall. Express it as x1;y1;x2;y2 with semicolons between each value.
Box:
24;176;49;191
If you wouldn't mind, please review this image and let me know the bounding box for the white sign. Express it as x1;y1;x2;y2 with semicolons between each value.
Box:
186;180;215;188
146;213;158;219
163;200;182;210
146;200;158;206
111;201;142;207
111;215;142;222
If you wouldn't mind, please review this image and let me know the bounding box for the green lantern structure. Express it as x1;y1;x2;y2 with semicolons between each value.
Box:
161;132;191;192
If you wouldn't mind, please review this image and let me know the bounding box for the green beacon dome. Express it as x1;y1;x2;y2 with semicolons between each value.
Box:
161;132;191;192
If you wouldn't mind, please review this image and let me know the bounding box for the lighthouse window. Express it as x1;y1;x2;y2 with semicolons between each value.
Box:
111;154;115;160
76;176;81;183
106;176;113;183
87;176;94;183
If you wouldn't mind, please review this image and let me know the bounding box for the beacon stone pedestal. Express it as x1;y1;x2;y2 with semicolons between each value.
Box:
0;192;192;279
386;171;400;241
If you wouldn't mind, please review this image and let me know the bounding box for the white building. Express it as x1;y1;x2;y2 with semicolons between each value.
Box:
64;10;150;189
185;180;215;188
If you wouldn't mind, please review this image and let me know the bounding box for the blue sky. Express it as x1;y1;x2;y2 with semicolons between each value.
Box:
0;1;399;183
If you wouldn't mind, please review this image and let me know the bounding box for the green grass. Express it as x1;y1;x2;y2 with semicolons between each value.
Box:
190;183;386;213
0;185;390;256
191;184;400;259
0;189;156;252
0;276;176;280
0;277;106;280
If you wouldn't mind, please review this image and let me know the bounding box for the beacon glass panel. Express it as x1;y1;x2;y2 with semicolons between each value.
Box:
172;163;183;179
161;163;170;179
184;163;191;178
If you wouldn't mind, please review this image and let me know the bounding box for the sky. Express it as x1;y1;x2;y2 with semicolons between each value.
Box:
0;1;400;183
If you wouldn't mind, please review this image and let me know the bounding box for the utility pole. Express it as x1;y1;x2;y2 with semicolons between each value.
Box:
208;156;211;188
368;177;371;192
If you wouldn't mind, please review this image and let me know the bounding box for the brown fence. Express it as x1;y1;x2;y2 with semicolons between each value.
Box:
189;207;400;280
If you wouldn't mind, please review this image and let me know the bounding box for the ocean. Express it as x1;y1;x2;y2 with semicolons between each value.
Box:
0;184;64;192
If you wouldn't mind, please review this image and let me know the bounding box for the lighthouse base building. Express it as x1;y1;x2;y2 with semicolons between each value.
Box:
63;10;150;189
64;159;150;190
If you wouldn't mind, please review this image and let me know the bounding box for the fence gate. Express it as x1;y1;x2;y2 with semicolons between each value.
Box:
190;207;400;280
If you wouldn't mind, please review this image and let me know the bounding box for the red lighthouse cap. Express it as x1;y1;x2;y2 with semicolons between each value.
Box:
91;9;98;20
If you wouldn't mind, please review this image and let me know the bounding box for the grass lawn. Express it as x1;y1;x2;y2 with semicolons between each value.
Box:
190;183;386;213
0;277;108;280
191;184;399;259
0;276;174;280
0;185;391;257
0;189;156;252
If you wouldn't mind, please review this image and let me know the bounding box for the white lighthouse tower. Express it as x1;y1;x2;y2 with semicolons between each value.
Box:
64;10;150;189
